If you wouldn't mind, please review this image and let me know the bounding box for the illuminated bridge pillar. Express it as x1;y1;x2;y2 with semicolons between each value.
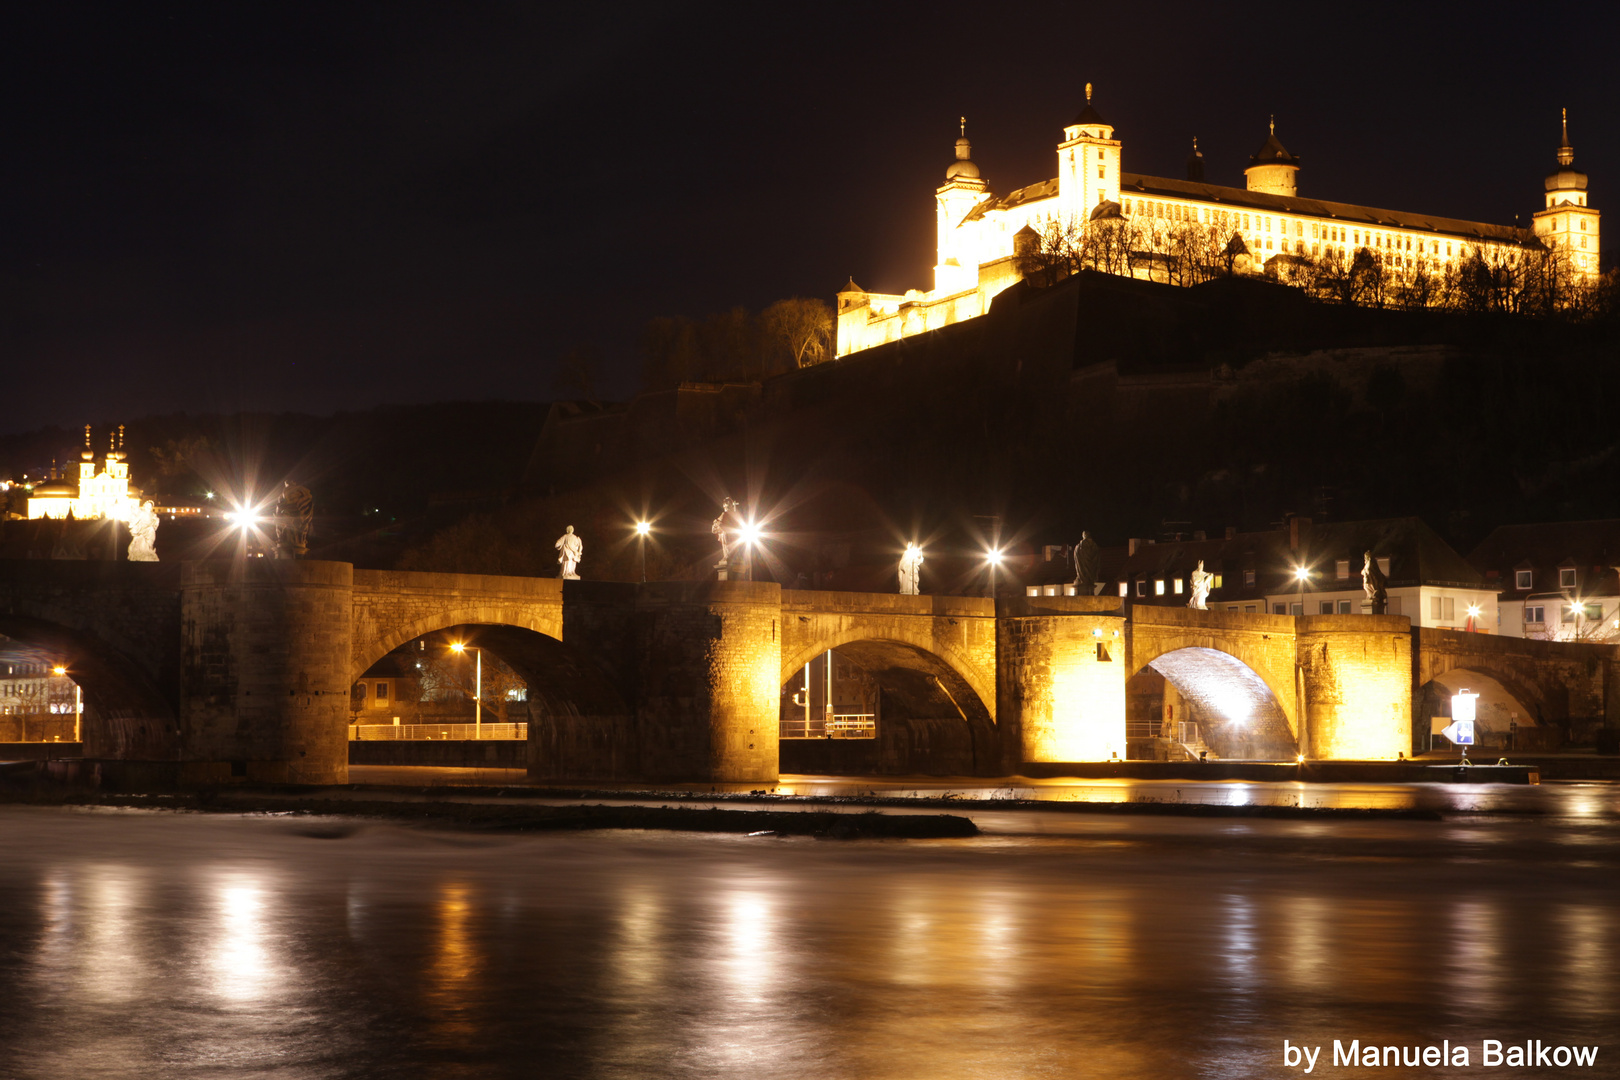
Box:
998;597;1128;764
632;580;782;783
180;560;353;784
1296;615;1411;759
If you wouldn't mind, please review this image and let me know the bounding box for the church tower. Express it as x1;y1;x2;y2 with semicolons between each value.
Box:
934;118;988;294
1057;84;1120;223
1245;117;1299;197
1532;109;1600;275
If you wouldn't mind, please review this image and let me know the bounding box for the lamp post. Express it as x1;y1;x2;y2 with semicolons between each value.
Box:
1466;603;1482;633
450;642;482;737
1293;564;1309;615
53;666;81;743
987;548;1004;599
1569;598;1585;641
635;520;651;583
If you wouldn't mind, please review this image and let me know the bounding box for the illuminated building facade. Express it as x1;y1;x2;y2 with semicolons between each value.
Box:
837;89;1599;357
26;425;143;521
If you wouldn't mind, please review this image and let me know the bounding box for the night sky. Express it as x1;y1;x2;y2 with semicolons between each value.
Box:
3;0;1616;435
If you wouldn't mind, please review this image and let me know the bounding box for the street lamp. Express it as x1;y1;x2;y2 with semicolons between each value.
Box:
1569;598;1586;640
986;547;1004;598
53;665;81;743
635;520;651;583
1293;564;1309;615
1466;603;1482;633
449;642;482;736
738;519;763;581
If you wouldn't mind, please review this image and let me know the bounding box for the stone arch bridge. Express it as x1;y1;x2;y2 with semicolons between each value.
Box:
1;560;1613;784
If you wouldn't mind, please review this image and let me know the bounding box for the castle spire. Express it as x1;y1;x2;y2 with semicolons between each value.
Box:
1557;107;1574;166
959;115;966;138
1085;82;1092;102
1269;114;1275;136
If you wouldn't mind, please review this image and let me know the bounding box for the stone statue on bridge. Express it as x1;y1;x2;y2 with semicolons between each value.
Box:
555;526;583;579
1362;550;1388;614
898;543;924;595
1188;559;1213;610
1072;531;1101;594
127;500;159;562
713;498;741;571
275;481;314;559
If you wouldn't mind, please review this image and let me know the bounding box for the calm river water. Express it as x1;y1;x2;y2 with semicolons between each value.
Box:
0;801;1615;1079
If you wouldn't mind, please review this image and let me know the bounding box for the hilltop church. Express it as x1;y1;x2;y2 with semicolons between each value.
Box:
836;88;1599;357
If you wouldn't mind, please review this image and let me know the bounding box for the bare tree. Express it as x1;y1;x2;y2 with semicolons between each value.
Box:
759;297;835;372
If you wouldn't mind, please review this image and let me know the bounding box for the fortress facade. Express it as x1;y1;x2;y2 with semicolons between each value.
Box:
836;88;1599;357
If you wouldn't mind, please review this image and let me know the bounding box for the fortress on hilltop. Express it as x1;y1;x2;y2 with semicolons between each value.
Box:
836;88;1600;357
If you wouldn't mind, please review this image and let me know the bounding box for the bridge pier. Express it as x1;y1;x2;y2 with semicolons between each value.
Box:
999;597;1128;766
180;560;353;784
1296;615;1411;760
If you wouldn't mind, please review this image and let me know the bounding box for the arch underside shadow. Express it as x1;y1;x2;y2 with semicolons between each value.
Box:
1416;666;1544;751
1143;646;1297;760
779;637;998;777
0;614;177;759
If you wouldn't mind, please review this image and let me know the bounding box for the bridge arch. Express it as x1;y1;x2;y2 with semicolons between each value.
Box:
0;610;177;759
1414;665;1547;754
1129;646;1298;760
777;633;997;776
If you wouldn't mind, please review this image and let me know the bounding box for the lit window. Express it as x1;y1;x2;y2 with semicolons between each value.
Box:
1560;567;1577;588
1173;578;1184;594
1155;579;1166;596
1515;570;1532;589
375;681;389;702
1119;582;1129;597
1335;559;1349;579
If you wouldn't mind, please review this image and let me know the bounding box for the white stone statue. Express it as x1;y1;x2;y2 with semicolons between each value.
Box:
712;497;740;569
554;525;583;579
127;500;159;562
899;543;924;595
1188;559;1213;610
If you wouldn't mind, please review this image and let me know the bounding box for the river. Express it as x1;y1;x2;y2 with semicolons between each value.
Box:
0;800;1614;1078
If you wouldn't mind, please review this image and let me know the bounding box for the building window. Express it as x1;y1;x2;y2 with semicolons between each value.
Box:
1173;578;1184;594
1430;596;1441;620
1098;166;1105;178
1135;581;1146;597
1338;600;1353;614
1335;559;1349;579
1119;582;1129;597
1320;601;1334;614
1244;605;1257;613
1273;603;1286;615
1443;597;1455;620
1155;579;1166;596
1515;569;1532;589
1559;567;1577;588
1243;569;1256;586
1524;605;1545;624
375;681;389;702
1289;602;1303;616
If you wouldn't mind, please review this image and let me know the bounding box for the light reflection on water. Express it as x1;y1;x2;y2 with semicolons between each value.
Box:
0;805;1614;1079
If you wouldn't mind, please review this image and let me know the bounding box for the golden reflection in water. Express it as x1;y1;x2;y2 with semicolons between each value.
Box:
209;875;278;1004
1279;895;1333;991
1558;904;1609;1018
82;865;146;1004
425;881;481;1037
609;889;664;994
1446;899;1502;1013
720;889;775;1003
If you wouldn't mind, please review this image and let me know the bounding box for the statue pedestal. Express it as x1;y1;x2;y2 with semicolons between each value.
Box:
716;565;730;582
1360;600;1375;615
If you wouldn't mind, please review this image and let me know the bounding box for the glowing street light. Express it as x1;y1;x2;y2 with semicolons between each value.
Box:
986;547;1004;598
635;520;651;583
52;665;81;743
1292;565;1309;581
737;519;764;581
1293;564;1309;615
1466;603;1482;633
449;642;483;735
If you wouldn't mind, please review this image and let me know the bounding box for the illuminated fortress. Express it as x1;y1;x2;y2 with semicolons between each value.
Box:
836;88;1599;357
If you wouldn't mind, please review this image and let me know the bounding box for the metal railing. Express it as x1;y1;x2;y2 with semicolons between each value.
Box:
351;723;527;741
781;713;877;740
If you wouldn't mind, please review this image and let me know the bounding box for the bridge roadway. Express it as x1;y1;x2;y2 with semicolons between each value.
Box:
0;559;1614;785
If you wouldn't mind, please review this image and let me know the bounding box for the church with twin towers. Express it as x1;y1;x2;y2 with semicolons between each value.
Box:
835;87;1600;358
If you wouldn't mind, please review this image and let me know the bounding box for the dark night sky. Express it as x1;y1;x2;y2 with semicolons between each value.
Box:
3;0;1616;435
